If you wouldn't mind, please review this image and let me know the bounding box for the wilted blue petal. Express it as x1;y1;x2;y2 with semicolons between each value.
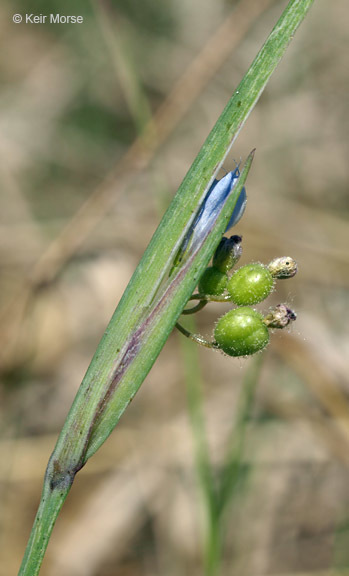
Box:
172;168;247;273
225;184;246;230
191;167;246;246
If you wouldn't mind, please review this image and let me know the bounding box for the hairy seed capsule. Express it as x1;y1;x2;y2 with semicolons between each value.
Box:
198;267;228;295
214;307;269;357
227;263;274;305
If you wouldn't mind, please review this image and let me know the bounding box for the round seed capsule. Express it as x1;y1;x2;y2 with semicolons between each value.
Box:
227;263;274;305
214;307;269;357
198;267;228;296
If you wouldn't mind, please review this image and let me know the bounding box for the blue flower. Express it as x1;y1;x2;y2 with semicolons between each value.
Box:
191;167;246;247
173;167;247;272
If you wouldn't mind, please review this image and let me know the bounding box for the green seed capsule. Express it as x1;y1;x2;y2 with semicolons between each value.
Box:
198;267;228;296
214;307;269;357
227;263;274;305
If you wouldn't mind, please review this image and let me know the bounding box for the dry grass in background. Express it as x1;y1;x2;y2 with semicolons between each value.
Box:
0;0;348;574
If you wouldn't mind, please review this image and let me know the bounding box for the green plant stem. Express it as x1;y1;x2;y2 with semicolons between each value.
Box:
19;474;72;576
18;1;315;574
181;300;208;315
175;322;216;349
188;293;232;303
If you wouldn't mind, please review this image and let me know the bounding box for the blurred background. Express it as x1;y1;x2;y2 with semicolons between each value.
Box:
0;0;348;574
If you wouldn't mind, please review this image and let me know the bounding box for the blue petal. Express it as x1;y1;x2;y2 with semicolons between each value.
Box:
225;185;246;231
174;167;247;271
192;167;246;243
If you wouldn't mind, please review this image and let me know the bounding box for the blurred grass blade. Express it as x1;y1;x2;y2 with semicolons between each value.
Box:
18;1;315;575
217;355;264;518
179;315;217;568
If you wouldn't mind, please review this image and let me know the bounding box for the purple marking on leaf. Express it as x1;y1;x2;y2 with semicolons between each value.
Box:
89;236;206;434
